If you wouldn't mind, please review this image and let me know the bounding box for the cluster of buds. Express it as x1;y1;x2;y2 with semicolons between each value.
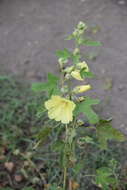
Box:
64;61;89;81
73;21;87;37
58;22;92;96
63;61;91;94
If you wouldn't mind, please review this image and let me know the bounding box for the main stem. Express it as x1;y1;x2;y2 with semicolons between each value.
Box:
63;124;68;190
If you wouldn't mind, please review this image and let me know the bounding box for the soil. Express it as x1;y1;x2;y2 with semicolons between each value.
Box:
0;0;127;134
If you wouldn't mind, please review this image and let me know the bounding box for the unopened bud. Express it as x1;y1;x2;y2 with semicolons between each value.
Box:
73;85;91;94
77;61;89;72
73;48;80;55
77;21;87;31
64;66;74;73
71;70;83;81
58;58;68;64
78;97;85;102
73;29;79;37
65;73;71;80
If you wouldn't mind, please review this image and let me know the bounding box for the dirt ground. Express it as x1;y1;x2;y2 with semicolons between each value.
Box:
0;0;127;134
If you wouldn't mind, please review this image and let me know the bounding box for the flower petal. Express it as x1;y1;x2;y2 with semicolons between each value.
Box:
44;96;76;124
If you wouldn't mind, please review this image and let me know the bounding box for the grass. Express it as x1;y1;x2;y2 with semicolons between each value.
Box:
0;76;127;190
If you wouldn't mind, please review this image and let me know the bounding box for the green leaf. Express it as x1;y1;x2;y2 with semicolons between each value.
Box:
96;120;125;150
49;184;63;190
95;167;117;190
65;34;74;40
36;126;52;144
72;162;84;175
56;49;71;59
32;73;60;96
71;54;81;64
36;105;46;118
52;140;64;152
81;39;102;46
32;82;47;92
74;97;100;124
67;128;76;145
79;136;95;144
80;69;95;78
22;187;34;190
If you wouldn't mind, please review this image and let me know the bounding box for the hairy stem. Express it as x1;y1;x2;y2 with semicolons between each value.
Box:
63;124;68;190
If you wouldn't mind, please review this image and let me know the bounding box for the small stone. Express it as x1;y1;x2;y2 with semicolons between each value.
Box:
24;60;30;65
27;41;32;47
120;124;125;128
26;71;35;78
118;84;125;91
34;41;39;45
39;26;44;31
19;13;24;17
118;0;125;5
101;69;106;74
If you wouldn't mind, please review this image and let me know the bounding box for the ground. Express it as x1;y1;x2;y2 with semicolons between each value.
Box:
0;0;127;134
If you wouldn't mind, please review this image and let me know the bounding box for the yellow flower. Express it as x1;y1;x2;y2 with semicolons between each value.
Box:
45;95;76;124
73;85;91;94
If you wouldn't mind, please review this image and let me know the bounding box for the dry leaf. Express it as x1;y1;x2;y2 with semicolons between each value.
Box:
14;174;23;182
4;162;14;172
72;180;79;190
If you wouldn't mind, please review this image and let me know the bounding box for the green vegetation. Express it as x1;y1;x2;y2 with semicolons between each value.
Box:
0;22;127;190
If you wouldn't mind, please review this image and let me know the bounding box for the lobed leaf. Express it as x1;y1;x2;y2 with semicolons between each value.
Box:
74;97;100;124
96;120;125;150
32;73;60;96
95;167;117;190
81;39;102;46
56;49;71;59
36;126;52;145
80;69;95;78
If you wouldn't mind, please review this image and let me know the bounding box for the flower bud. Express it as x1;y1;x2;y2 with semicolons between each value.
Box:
78;97;85;102
73;85;91;94
64;66;74;73
77;119;84;126
77;21;87;31
58;58;68;64
77;61;89;72
73;29;79;37
65;73;71;80
73;48;80;55
71;70;83;81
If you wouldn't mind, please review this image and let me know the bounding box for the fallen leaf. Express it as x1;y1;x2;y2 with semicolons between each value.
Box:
14;174;23;182
4;162;14;172
0;155;5;160
69;180;79;190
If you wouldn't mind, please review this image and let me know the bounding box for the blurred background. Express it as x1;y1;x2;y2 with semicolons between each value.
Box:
0;0;127;132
